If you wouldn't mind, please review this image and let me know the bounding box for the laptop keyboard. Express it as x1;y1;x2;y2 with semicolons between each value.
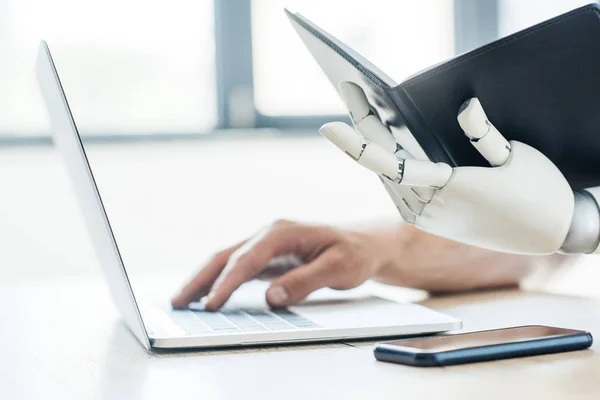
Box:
169;308;318;335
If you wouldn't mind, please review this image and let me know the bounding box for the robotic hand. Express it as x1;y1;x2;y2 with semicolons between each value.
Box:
320;82;600;255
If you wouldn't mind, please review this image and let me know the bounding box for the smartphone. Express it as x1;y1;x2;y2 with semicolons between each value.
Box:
374;325;593;367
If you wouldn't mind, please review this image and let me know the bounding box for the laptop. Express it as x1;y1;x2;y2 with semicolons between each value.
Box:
36;40;461;350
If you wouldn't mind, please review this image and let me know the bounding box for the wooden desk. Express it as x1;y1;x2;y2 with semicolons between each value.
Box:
1;139;599;399
1;277;599;400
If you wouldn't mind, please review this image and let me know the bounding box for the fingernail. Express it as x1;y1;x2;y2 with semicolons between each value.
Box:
171;297;185;309
267;286;289;306
203;291;216;309
206;291;215;303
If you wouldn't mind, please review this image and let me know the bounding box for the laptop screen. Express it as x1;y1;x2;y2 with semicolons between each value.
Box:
36;41;151;348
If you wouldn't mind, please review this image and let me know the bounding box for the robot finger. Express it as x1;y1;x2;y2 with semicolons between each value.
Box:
338;81;398;153
320;122;452;188
457;98;511;167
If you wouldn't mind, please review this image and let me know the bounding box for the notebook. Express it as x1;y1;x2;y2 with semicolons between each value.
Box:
286;4;600;190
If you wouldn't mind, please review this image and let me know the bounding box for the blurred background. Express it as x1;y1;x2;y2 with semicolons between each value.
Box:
0;0;596;294
0;0;594;138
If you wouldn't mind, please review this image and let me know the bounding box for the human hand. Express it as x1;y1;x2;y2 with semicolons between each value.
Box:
171;220;396;310
171;219;535;310
320;82;575;255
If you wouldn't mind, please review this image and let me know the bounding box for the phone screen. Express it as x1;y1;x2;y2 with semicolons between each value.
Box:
386;326;584;353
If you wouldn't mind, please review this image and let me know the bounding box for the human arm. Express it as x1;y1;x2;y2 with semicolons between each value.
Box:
171;219;534;310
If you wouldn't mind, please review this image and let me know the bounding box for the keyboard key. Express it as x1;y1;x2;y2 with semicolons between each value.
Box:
280;315;305;322
194;312;226;321
290;321;315;328
242;308;265;315
191;311;236;328
229;318;260;325
266;324;295;331
271;311;317;328
271;309;295;317
213;327;241;333
222;313;261;327
250;315;279;323
205;322;235;328
170;311;206;327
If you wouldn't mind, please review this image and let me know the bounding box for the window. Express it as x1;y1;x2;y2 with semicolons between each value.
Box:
7;0;580;139
499;0;594;37
251;0;455;116
0;0;216;137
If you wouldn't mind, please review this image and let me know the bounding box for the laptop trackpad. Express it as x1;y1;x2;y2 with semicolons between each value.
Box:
290;295;449;329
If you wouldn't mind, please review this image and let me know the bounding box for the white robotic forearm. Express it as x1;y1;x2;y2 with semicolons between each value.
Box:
561;188;600;254
321;82;600;255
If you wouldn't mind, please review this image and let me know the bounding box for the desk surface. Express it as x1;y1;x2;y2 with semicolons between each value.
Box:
1;139;600;399
2;277;600;400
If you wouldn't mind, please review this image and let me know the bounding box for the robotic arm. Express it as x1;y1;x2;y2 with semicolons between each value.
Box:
321;82;600;255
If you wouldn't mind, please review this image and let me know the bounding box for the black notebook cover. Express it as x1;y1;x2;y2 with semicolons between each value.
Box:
288;4;600;190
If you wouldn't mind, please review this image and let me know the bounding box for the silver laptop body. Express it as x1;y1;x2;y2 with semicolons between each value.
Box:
36;40;461;350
